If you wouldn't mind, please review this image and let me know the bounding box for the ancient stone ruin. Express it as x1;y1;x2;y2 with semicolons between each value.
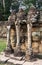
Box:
4;5;42;61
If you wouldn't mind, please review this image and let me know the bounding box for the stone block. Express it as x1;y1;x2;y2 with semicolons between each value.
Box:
10;54;23;60
0;55;9;62
8;59;25;65
23;59;42;65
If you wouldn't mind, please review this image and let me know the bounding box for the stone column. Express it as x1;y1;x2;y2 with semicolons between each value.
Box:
25;23;32;60
6;26;11;49
27;23;32;55
15;21;20;47
14;21;21;56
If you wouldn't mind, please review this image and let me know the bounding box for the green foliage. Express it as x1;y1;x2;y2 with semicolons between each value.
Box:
0;0;4;13
23;0;41;8
22;0;42;13
0;0;11;20
22;0;36;13
0;39;6;52
0;0;42;20
3;0;11;20
5;0;11;14
0;0;19;20
23;0;36;7
11;0;19;12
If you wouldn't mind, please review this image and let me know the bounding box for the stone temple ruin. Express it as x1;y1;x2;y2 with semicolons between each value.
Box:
4;6;42;61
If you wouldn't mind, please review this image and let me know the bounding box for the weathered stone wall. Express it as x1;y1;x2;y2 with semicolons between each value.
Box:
0;21;42;55
32;22;42;54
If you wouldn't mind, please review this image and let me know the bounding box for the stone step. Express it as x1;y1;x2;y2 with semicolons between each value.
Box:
0;52;23;61
23;59;42;65
0;52;42;65
0;55;9;63
8;59;25;65
10;54;23;60
0;53;24;64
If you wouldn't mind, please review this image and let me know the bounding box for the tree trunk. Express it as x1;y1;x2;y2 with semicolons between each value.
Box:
3;0;5;12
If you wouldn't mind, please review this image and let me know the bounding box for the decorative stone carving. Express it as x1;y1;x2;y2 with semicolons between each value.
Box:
8;10;17;26
27;6;39;23
5;10;17;54
14;9;26;56
15;8;27;47
25;5;39;61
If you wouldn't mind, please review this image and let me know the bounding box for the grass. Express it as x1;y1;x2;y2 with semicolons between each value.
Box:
0;39;13;65
0;38;6;52
0;63;14;65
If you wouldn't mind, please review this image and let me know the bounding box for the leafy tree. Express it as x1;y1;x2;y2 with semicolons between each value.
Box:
4;0;11;20
5;0;11;14
0;0;42;20
10;0;19;12
22;0;42;11
0;0;19;20
0;0;4;20
23;0;36;8
5;0;19;20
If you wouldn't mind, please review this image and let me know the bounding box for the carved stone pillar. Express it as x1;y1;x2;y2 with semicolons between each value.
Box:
14;20;25;56
25;23;32;60
27;23;32;55
15;21;20;47
6;26;11;49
